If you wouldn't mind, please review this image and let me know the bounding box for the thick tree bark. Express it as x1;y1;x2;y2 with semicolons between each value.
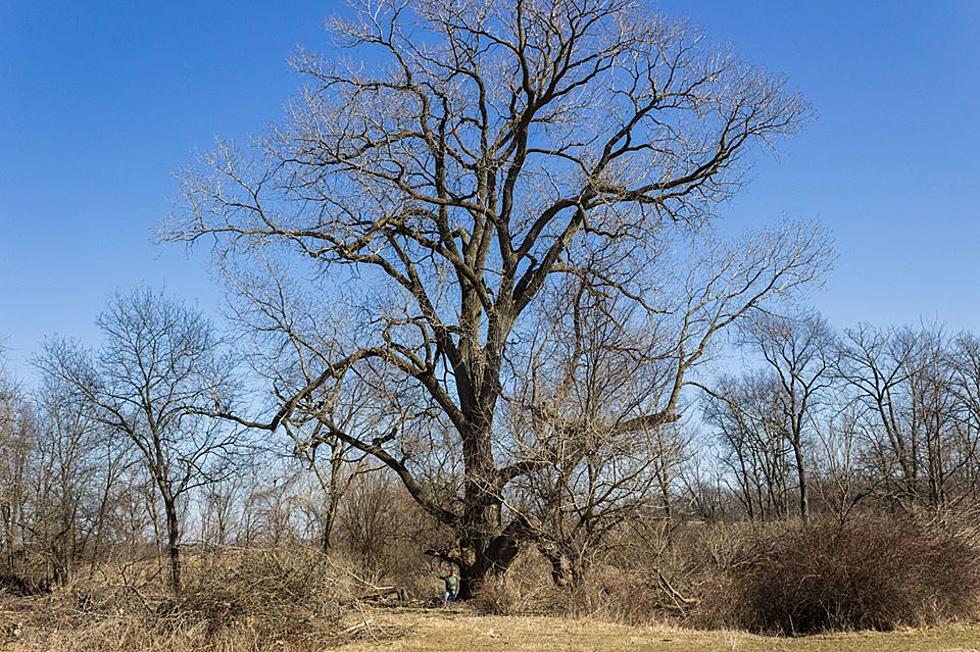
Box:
452;443;526;600
455;495;520;597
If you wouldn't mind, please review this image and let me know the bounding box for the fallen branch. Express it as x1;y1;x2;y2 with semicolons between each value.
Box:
653;567;698;613
359;586;411;603
340;618;374;637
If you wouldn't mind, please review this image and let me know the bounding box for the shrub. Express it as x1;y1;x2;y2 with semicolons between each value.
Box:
702;518;980;635
470;551;552;616
470;550;662;624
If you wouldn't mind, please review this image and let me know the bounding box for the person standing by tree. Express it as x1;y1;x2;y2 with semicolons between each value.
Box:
439;567;460;606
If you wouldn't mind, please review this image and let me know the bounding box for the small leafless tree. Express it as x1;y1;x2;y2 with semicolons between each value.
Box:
835;325;980;513
810;402;874;523
739;312;835;522
677;441;730;522
26;375;128;585
287;424;378;553
948;333;980;506
36;289;240;592
198;472;247;548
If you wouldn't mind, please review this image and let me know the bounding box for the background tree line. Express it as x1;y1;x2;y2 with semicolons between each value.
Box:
7;284;980;597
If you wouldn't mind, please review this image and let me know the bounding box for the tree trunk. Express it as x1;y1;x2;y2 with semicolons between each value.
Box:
321;472;342;554
452;411;516;598
791;435;809;524
164;500;182;593
455;503;524;600
457;545;522;599
538;544;583;588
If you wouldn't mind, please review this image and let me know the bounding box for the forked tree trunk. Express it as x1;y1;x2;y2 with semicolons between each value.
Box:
453;459;524;600
457;537;522;599
537;540;590;589
455;502;524;599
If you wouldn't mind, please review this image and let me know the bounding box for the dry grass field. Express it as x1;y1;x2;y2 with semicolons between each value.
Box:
5;594;980;652
3;544;980;652
335;610;980;652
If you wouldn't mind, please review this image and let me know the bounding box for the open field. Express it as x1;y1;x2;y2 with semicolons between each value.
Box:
338;610;980;652
5;594;980;652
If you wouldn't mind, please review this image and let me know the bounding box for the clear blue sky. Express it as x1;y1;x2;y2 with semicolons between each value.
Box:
2;1;979;379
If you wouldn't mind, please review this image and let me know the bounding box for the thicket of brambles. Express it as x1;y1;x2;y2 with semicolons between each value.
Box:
4;0;980;648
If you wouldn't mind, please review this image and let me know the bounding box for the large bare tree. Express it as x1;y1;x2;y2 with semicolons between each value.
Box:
167;0;816;596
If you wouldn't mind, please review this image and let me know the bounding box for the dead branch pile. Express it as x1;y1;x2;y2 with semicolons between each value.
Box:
15;547;360;651
156;547;352;643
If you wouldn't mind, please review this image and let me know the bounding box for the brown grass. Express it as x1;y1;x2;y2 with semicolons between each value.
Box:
6;594;980;651
4;537;980;651
336;611;980;652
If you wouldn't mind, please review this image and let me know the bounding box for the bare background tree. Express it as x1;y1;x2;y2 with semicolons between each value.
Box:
36;289;241;592
0;350;32;583
738;312;835;522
